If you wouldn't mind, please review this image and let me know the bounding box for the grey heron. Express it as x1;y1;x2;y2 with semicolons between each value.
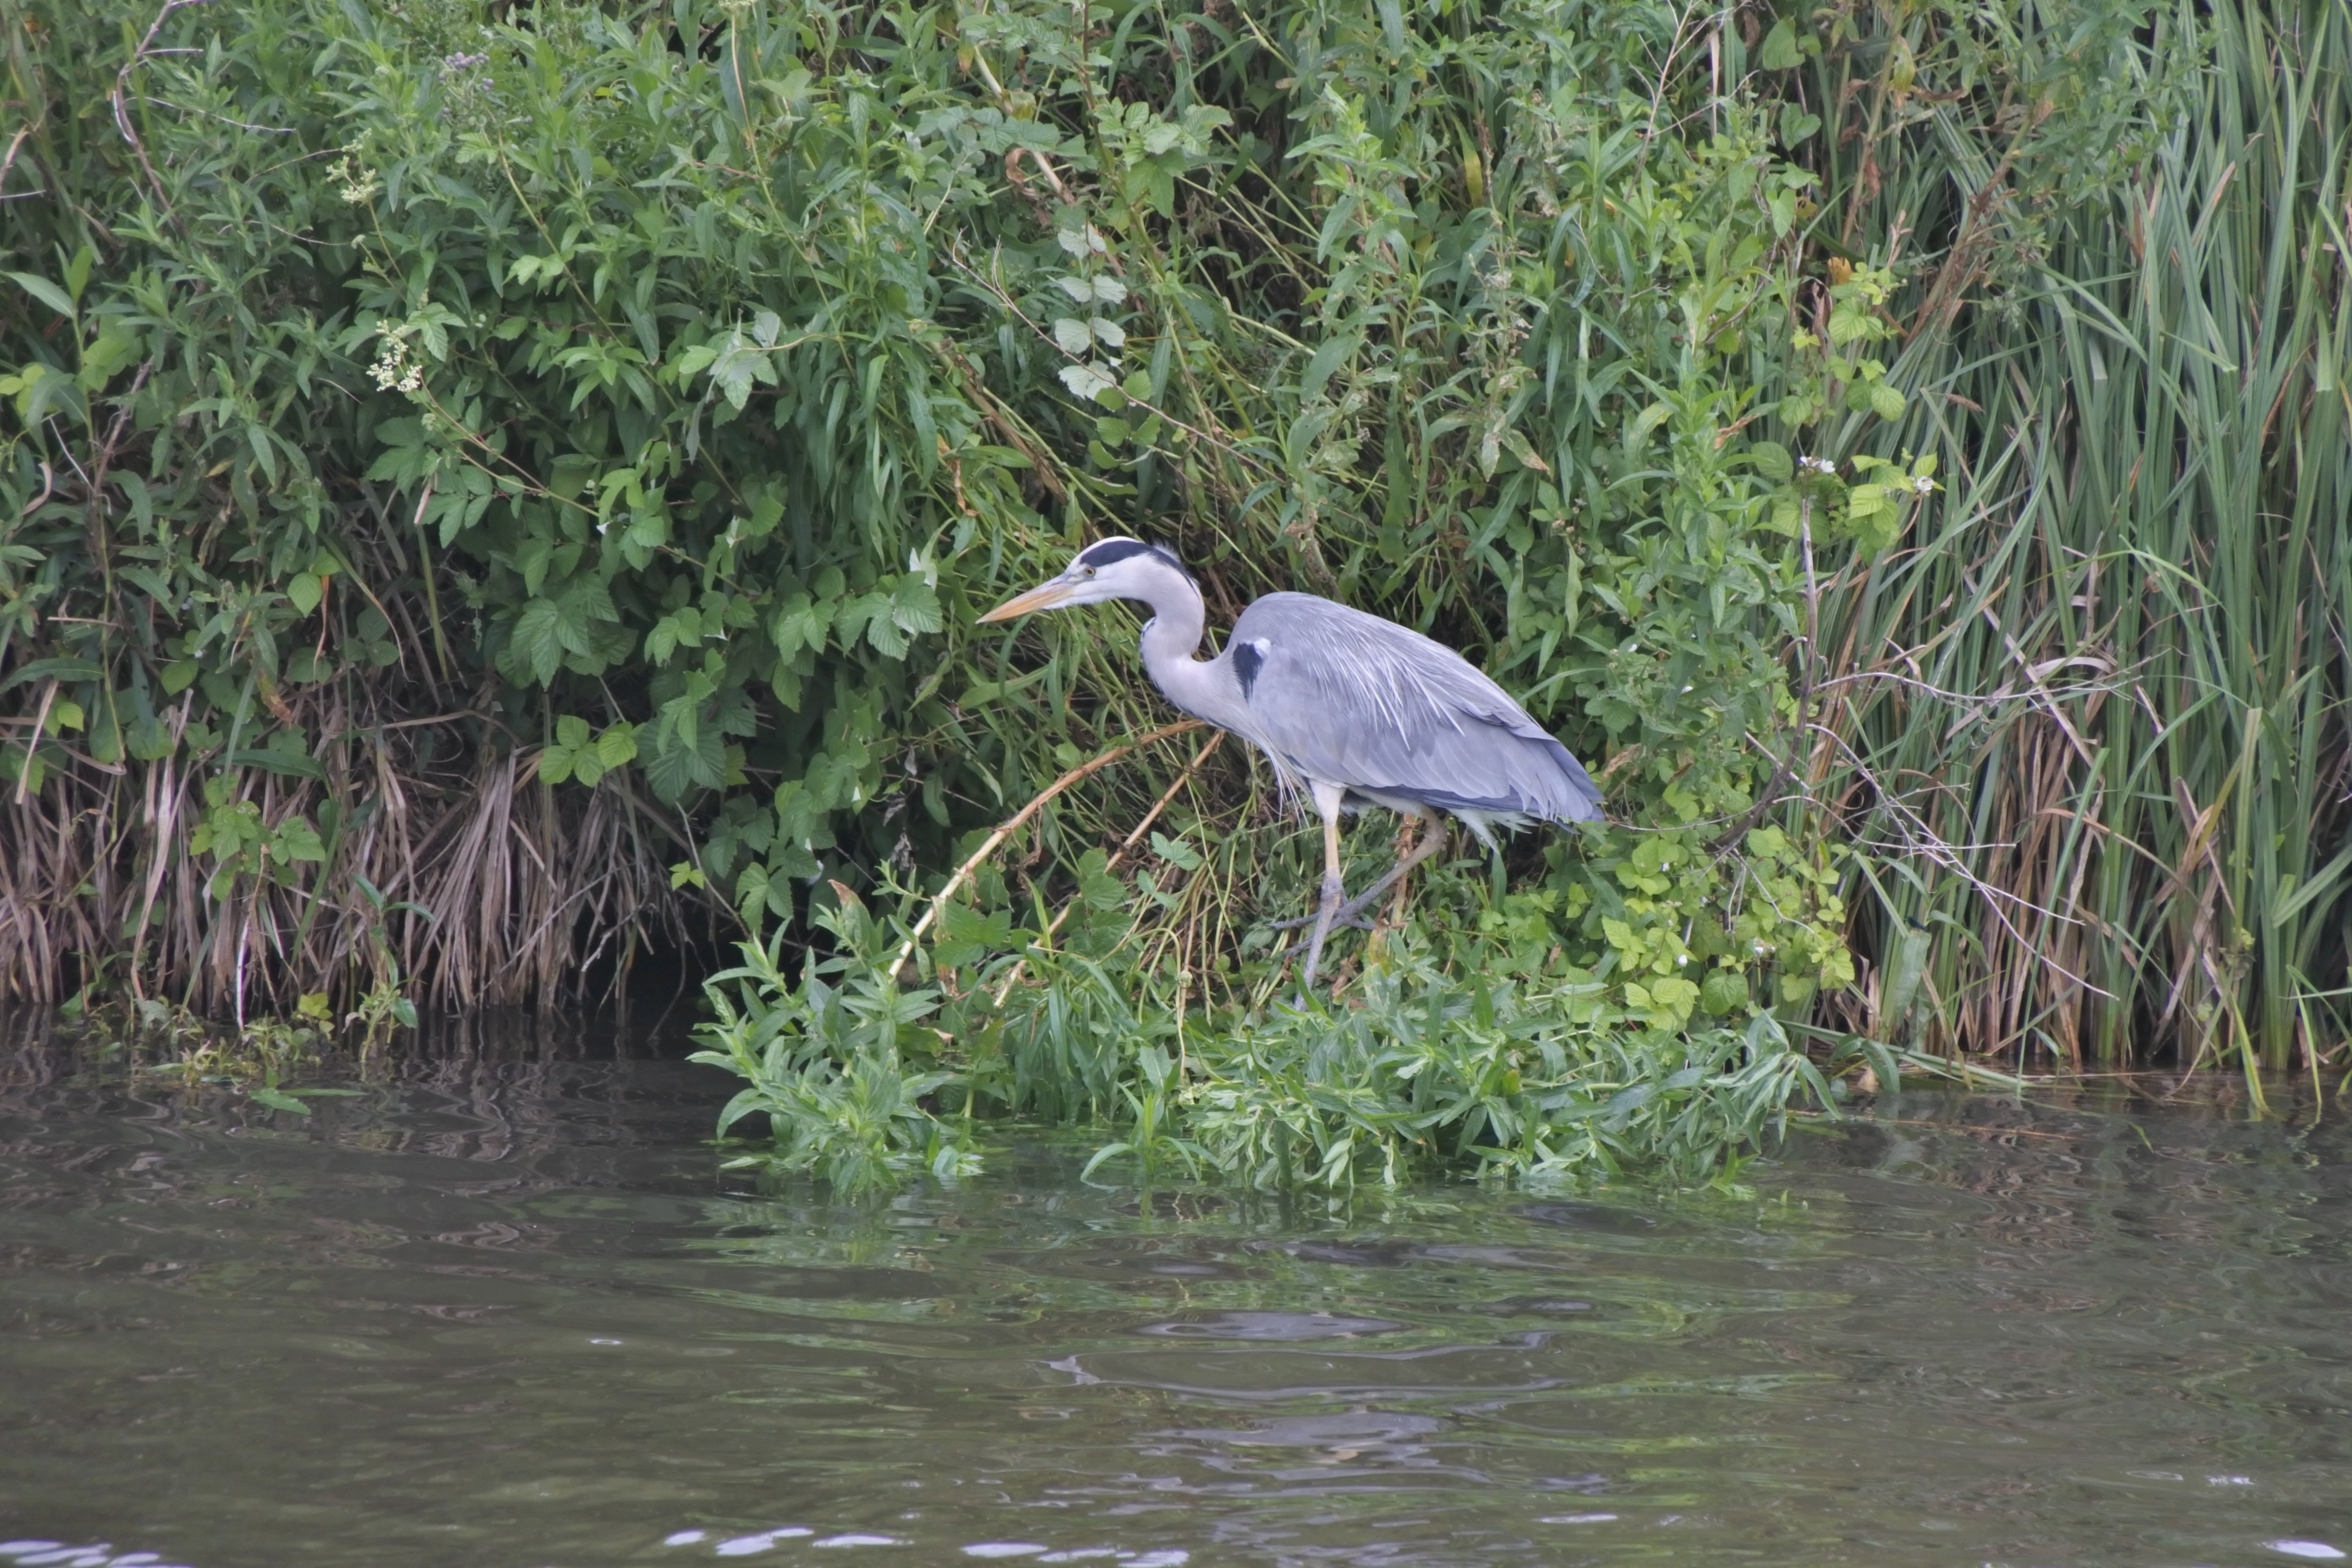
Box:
978;538;1606;989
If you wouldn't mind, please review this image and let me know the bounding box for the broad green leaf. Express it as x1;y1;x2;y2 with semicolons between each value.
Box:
1299;332;1361;403
5;271;76;320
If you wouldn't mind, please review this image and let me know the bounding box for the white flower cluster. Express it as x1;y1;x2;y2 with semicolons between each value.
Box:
1906;474;1936;496
370;336;422;395
329;153;379;205
1798;455;1838;476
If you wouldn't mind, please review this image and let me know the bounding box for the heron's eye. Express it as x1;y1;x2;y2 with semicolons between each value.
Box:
1081;565;1096;577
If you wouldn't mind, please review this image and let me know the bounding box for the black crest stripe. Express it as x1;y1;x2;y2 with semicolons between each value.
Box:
1076;538;1158;567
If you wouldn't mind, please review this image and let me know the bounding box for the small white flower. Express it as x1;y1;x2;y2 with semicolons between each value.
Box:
369;337;412;392
329;153;380;205
1908;474;1936;496
1798;455;1837;475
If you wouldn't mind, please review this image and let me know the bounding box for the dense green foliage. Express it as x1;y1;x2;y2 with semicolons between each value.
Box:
5;0;1861;1025
3;0;2340;1187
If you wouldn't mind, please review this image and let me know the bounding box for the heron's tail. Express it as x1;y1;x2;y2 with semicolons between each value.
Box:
1535;734;1606;822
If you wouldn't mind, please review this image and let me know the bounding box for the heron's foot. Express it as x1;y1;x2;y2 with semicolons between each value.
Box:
1281;931;1357;964
1267;888;1391;934
1266;911;1377;934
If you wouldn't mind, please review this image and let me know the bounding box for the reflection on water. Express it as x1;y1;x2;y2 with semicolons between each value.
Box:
2;1023;2349;1567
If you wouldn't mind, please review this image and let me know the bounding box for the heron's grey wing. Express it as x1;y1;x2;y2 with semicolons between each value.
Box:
1228;593;1603;822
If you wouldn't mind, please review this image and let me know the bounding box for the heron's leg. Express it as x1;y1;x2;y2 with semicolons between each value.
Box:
1326;807;1447;929
1298;782;1349;992
1273;808;1448;934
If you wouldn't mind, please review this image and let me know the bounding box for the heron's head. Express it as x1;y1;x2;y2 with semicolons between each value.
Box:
977;538;1189;622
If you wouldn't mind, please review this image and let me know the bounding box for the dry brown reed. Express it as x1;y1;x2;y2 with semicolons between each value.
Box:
0;692;687;1017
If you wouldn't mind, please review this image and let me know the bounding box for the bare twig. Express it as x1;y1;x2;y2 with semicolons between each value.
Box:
14;462;57;523
112;0;216;230
0;126;35;200
893;719;1208;976
14;682;57;805
990;730;1226;1002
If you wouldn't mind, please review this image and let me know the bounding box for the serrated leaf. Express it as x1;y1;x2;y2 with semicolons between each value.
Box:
1761;17;1799;68
935;900;1015;967
1868;381;1906;421
1052;317;1093;355
511;599;567;686
1149;830;1201;870
596;722;639;767
1701;969;1747;1015
1057;363;1116;401
1650;975;1699;1011
1749;441;1793;483
890;577;943;636
645;722;725;802
273;820;327;862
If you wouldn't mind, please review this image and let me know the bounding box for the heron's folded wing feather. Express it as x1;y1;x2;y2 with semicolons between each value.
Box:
1231;594;1603;822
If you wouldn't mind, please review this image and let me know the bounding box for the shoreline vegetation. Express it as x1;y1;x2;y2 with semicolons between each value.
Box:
3;0;2344;1188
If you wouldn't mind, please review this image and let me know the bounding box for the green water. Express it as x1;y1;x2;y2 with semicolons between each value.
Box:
2;1036;2347;1568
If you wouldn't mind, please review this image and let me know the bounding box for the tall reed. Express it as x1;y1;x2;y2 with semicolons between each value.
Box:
1804;0;2352;1074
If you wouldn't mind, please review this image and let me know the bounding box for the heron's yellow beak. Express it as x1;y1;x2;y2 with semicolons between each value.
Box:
977;579;1078;623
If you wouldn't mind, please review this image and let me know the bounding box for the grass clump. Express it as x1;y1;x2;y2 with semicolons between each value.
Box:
1783;0;2352;1083
692;868;1931;1192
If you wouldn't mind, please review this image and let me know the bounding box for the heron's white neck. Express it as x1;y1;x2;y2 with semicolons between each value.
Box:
1127;560;1245;732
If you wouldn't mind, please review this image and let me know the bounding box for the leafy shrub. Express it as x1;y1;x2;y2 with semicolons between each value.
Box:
3;0;1876;1030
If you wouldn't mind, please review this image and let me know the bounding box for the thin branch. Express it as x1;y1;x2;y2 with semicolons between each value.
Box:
893;719;1208;975
112;0;216;232
990;730;1225;1002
